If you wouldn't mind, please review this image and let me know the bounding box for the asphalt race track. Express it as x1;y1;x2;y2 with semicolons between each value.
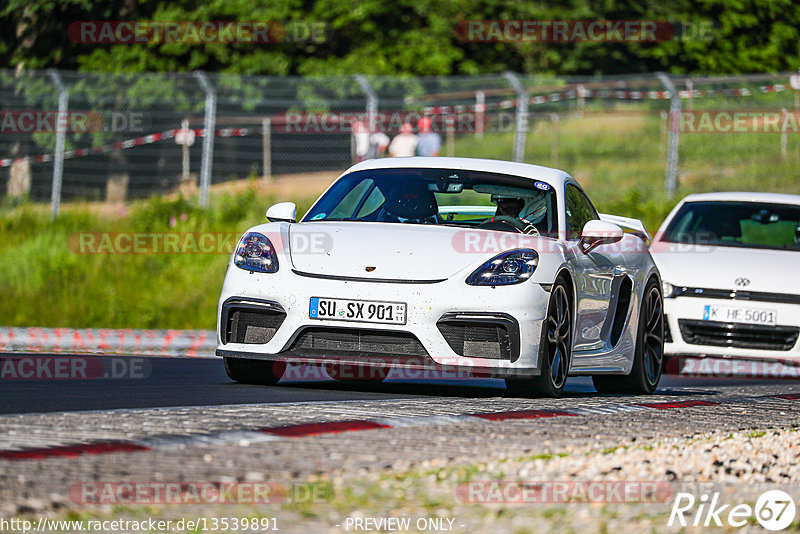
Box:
2;353;797;415
2;353;800;523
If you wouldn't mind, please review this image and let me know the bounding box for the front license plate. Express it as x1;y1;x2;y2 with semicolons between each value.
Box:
702;304;777;326
309;297;407;325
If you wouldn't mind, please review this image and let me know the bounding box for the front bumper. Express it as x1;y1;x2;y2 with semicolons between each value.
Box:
664;296;800;360
216;266;550;377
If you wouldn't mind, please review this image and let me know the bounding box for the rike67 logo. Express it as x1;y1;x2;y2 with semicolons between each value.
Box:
669;489;796;530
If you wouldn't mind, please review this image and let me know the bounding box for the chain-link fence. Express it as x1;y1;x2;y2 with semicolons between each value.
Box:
1;70;798;217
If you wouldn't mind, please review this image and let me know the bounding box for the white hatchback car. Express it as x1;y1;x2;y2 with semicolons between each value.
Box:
651;192;800;361
217;157;664;396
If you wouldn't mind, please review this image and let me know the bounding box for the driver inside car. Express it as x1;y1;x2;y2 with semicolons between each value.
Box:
495;197;525;218
482;195;547;235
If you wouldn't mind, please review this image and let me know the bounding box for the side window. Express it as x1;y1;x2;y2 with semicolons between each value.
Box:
328;179;374;219
565;184;599;240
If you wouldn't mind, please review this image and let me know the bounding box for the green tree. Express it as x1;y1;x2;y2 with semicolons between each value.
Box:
1;0;799;75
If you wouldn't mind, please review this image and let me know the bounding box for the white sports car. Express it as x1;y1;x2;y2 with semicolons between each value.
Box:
216;157;664;397
651;192;800;361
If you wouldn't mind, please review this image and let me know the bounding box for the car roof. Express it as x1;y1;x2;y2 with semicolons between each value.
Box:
679;191;800;206
343;157;573;188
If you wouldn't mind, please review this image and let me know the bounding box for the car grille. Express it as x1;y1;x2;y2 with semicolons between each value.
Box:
224;308;286;345
671;286;800;305
436;320;513;360
287;328;429;358
678;319;800;351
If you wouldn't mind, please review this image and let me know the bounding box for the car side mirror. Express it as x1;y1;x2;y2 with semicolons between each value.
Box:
266;202;297;223
580;220;623;250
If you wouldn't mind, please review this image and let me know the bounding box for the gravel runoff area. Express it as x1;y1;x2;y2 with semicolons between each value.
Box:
2;392;800;532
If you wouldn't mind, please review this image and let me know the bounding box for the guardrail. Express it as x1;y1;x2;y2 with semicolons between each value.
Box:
0;327;216;358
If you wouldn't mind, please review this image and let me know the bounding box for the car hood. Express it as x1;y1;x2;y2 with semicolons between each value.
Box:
288;222;551;281
651;244;799;293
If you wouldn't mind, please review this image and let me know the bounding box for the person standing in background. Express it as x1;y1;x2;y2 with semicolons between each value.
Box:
368;131;391;158
389;123;418;157
415;116;441;156
352;119;370;162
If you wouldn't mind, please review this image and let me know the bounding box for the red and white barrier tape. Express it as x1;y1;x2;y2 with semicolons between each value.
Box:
0;127;255;169
0;327;216;358
424;83;788;115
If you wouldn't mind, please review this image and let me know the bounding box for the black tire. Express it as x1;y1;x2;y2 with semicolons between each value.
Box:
505;278;572;398
592;278;664;394
223;357;285;385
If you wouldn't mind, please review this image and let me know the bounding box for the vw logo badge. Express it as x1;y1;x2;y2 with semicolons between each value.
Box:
735;277;750;287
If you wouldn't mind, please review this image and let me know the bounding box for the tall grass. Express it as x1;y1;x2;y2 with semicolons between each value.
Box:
0;188;316;329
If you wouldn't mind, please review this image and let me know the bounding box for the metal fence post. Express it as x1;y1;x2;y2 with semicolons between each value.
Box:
475;91;485;139
194;71;216;208
180;119;191;180
550;113;559;167
781;108;789;159
262;117;272;180
685;79;693;110
355;75;378;135
47;69;68;220
503;72;528;162
656;72;680;199
446;115;455;156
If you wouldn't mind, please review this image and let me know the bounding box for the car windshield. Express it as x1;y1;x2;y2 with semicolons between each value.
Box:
302;168;558;235
660;201;800;251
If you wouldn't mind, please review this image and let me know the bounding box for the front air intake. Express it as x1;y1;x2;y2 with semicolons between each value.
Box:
436;313;520;361
221;299;286;345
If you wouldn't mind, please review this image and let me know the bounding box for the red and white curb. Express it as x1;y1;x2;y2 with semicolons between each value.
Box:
2;394;797;462
0;327;216;358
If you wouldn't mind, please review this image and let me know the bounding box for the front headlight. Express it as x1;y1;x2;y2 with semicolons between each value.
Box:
466;249;539;286
234;232;279;273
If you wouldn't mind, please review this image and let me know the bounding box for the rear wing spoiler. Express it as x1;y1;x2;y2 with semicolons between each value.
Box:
599;213;651;243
